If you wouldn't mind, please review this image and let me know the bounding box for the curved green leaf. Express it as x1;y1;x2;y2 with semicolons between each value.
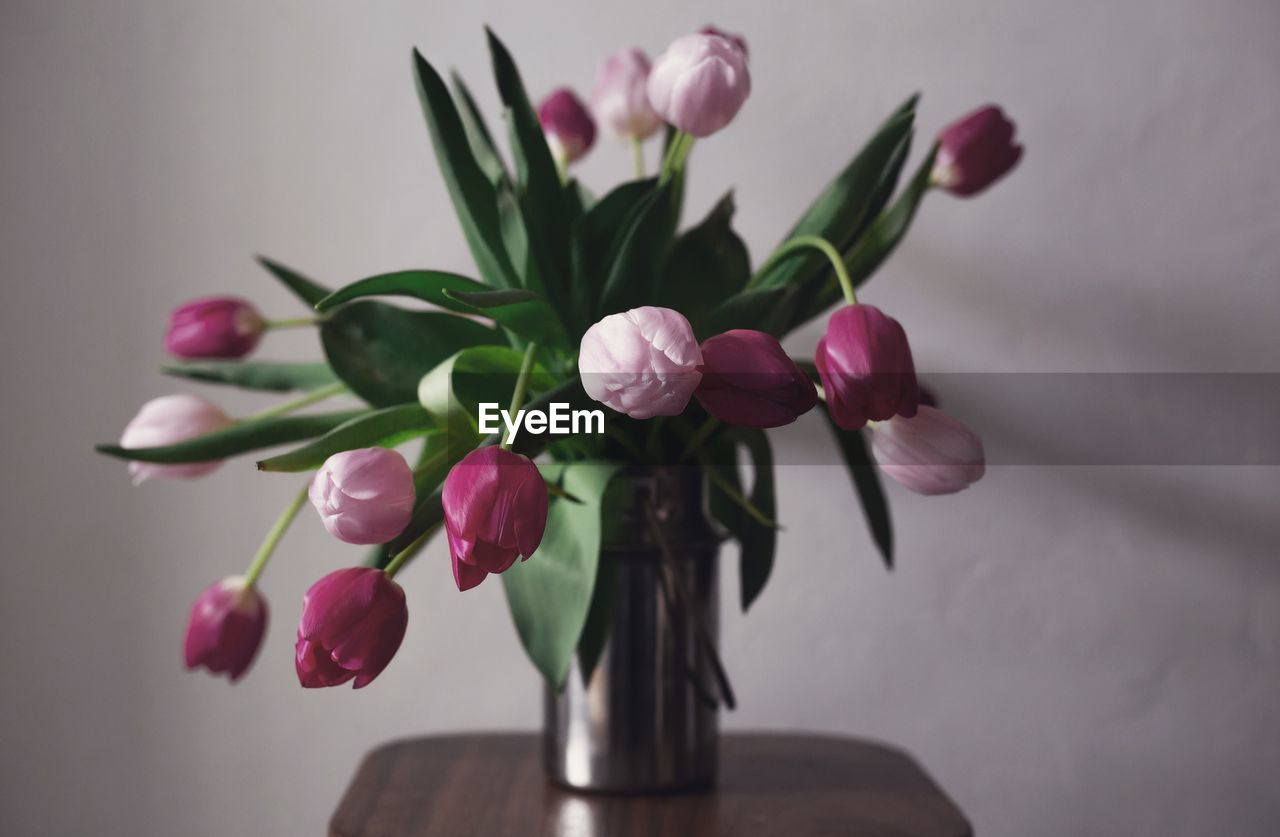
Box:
160;361;338;393
569;178;654;334
95;410;366;464
707;429;777;611
255;404;436;472
320;300;501;407
256;257;331;306
443;288;539;308
657;191;751;339
451;70;511;189
818;410;893;569
597;175;682;317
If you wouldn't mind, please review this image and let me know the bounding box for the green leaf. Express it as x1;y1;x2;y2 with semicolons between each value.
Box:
413;49;521;290
96;410;366;464
708;429;778;611
160;361;338;393
316;270;567;347
707;285;792;336
657;191;751;338
503;460;624;687
818;410;893;569
569;178;654;334
450;70;511;188
597;176;682;316
256;257;332;307
320;300;501;407
255;404;435;472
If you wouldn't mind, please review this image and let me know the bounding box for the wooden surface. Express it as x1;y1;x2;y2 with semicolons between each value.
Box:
330;733;972;837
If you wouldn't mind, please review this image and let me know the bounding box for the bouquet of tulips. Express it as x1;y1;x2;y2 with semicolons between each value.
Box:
96;25;1020;690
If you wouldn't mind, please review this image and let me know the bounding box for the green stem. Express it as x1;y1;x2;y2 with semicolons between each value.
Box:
243;483;310;588
659;131;694;184
631;136;646;179
699;452;780;529
553;152;569;185
384;525;436;579
679;416;719;463
246;381;347;422
755;234;858;305
500;343;539;451
263;315;327;330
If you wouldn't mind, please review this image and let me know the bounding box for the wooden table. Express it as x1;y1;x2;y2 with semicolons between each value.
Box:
330;733;972;836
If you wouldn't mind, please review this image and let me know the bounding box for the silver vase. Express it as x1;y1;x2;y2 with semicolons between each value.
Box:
543;466;725;793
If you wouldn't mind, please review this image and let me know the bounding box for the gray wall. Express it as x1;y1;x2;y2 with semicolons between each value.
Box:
2;1;1278;835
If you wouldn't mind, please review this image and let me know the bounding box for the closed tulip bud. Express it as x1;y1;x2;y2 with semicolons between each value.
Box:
871;406;985;495
538;88;596;165
933;105;1023;197
295;568;407;688
590;48;662;141
442;446;548;592
647;32;751;138
119;393;234;484
308;448;416;545
165;296;264;359
578;306;703;419
815;304;919;430
183;576;267;682
694;329;817;428
698;25;748;58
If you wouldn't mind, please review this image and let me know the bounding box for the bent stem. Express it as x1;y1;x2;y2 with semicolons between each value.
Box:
755;234;859;306
247;381;348;422
698;451;780;530
384;525;437;579
243;483;310;588
263;315;327;330
500;343;539;452
630;136;646;178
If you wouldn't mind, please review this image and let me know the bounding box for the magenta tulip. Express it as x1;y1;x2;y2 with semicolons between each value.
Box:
647;32;751;138
815;305;919;430
308;448;416;545
698;24;748;58
578;306;703;419
933;105;1023;197
295;567;408;688
165;296;264;359
694;329;817;428
119;393;234;484
442;446;548;592
871;406;985;495
183;576;267;682
590;48;662;141
538;88;596;165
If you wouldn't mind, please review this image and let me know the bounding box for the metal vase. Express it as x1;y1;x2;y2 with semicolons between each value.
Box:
543;466;723;793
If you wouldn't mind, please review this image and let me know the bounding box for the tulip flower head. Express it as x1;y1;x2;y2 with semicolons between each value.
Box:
698;25;748;58
308;448;416;545
695;329;817;428
119;393;234;484
647;32;751;138
442;446;548;592
815;304;919;430
590;48;663;141
579;306;703;420
933;105;1023;197
295;567;408;688
871;406;985;495
538;88;597;165
183;576;268;682
165;296;264;359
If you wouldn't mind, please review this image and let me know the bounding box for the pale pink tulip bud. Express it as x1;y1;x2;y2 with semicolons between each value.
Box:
698;25;748;58
578;306;703;419
183;576;267;682
590;48;663;141
538;88;596;164
295;568;407;688
871;406;986;495
933;105;1023;197
119;393;234;484
442;446;548;592
165;296;264;359
647;32;751;138
308;448;416;545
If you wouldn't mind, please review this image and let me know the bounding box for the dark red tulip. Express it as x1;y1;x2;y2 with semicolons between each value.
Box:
694;329;817;428
295;568;407;689
933;105;1023;197
442;446;548;592
538;88;596;165
184;577;267;682
165;296;264;359
815;304;919;430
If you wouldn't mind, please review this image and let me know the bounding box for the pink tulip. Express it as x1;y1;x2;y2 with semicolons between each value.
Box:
579;306;702;419
119;393;234;484
815;305;919;430
183;576;267;682
538;88;597;165
165;296;264;359
871;406;986;495
647;32;751;138
442;446;548;592
308;448;416;545
694;329;817;428
933;105;1023;197
295;567;408;688
698;25;748;58
590;48;662;141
